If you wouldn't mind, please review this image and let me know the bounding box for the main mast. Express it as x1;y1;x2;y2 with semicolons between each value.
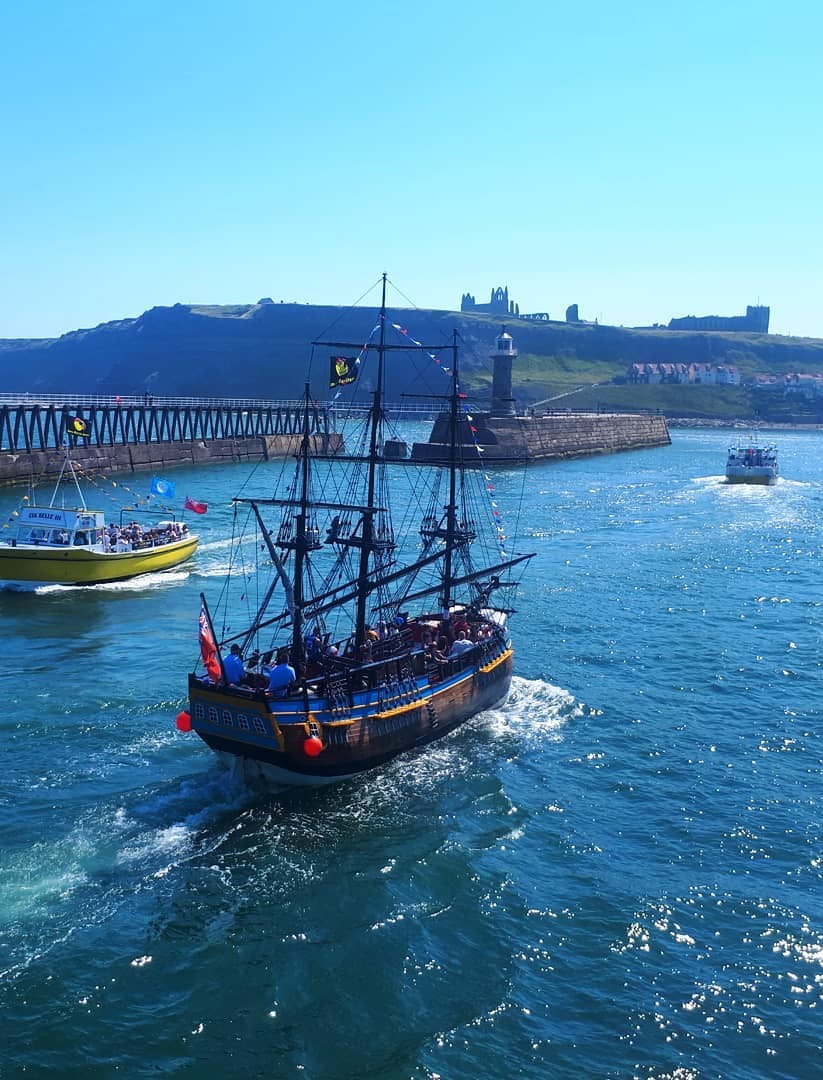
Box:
441;330;460;612
354;272;387;647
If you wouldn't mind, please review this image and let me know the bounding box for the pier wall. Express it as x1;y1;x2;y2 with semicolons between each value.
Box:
412;412;671;464
0;434;343;486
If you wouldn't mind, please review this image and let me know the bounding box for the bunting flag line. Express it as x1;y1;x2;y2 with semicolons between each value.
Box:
185;496;208;514
72;463;158;512
150;476;175;498
390;322;451;373
66;415;90;438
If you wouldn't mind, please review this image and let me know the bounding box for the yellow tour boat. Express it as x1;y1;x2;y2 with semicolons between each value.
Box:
0;455;198;588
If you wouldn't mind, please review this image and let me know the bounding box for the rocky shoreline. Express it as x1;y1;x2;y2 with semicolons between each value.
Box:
666;417;823;430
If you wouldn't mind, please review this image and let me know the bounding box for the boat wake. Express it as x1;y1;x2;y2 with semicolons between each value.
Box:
31;569;192;594
692;474;731;485
0;767;254;982
693;474;807;493
0;679;575;984
480;675;580;743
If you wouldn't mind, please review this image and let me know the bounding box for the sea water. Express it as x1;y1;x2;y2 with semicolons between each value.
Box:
0;427;821;1078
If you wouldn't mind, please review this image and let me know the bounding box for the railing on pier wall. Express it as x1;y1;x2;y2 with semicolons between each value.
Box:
0;399;328;454
0;396;438;454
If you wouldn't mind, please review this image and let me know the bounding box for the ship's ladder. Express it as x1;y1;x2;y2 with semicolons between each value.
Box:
426;698;439;730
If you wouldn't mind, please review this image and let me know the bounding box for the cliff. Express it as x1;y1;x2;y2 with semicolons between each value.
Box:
2;301;823;405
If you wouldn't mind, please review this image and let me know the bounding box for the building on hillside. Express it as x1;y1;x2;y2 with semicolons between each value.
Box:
460;286;550;321
751;375;782;391
690;363;716;385
627;362;739;386
784;373;823;397
749;372;823;396
667;305;770;333
715;365;741;385
461;286;520;317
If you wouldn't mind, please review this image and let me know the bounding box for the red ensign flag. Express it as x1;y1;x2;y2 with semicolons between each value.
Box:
198;603;222;683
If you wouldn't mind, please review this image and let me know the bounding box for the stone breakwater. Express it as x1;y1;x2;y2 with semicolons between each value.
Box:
411;412;671;464
0;434;343;486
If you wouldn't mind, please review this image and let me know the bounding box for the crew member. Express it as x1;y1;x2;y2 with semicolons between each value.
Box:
223;644;245;685
268;652;296;697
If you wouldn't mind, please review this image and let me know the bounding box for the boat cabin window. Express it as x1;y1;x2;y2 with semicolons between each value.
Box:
24;527;49;544
52;528;70;545
74;531;89;546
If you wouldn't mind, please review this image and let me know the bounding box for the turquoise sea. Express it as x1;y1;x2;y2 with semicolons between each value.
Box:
1;426;821;1078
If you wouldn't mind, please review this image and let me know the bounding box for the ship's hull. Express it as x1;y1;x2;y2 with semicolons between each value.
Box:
0;536;199;587
725;466;778;485
186;644;514;785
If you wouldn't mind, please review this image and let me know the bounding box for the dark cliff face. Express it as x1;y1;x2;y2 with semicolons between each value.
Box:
1;302;822;400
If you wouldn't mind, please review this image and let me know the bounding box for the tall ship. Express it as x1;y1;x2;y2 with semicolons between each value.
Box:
177;275;534;784
725;440;778;485
0;447;198;588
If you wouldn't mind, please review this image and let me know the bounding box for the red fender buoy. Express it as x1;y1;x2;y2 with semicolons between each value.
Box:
176;710;192;732
303;735;324;757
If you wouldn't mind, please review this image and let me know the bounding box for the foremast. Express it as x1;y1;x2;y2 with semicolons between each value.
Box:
289;381;316;662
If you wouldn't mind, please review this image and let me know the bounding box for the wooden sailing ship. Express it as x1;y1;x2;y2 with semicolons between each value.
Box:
178;275;534;784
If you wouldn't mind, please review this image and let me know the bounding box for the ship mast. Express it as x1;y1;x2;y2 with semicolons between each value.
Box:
290;381;314;662
441;329;460;613
49;444;87;510
354;271;387;648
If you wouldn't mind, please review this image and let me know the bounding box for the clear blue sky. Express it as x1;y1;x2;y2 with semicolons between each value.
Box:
1;0;821;339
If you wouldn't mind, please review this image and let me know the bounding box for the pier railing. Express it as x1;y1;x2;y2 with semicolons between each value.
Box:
0;396;437;453
0;399;327;454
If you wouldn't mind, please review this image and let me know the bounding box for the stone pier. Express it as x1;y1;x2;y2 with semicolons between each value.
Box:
411;411;671;465
0;433;343;486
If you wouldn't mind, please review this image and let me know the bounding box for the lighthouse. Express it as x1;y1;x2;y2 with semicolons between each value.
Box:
411;321;671;464
490;327;517;417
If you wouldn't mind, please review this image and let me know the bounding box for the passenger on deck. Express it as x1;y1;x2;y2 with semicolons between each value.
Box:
421;630;447;663
268;652;296;697
448;632;474;658
223;644;245;685
304;629;323;663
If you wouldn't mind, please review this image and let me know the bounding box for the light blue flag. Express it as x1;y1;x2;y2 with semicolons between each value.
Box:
150;476;175;498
